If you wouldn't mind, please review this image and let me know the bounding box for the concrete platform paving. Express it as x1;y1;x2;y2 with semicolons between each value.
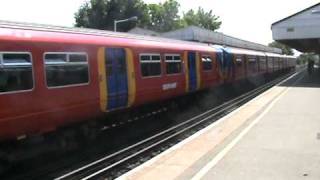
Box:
199;71;320;180
118;70;320;180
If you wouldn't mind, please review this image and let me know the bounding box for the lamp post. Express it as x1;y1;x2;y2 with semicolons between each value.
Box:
114;16;138;32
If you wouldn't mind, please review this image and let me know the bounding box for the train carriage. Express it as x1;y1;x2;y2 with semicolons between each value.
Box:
0;21;296;145
0;22;298;171
0;24;223;141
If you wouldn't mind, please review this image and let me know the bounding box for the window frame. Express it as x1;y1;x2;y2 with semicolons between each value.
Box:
0;51;35;95
236;58;243;63
139;53;162;78
43;52;90;89
201;54;214;72
235;55;245;74
259;57;266;62
248;57;257;63
164;53;182;75
259;56;267;71
268;57;274;68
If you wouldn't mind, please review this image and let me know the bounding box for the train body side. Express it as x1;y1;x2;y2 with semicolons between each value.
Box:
0;27;222;141
0;40;102;139
0;26;296;141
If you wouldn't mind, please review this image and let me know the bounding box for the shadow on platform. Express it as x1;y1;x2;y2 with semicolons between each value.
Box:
280;68;320;88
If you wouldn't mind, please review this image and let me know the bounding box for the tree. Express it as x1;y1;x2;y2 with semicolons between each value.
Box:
145;0;182;32
74;0;222;32
298;53;317;65
268;41;294;55
182;7;221;31
75;0;149;32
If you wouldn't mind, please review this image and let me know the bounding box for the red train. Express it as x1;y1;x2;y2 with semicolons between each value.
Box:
0;22;296;143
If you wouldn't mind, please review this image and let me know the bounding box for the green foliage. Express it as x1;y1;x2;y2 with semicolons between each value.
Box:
182;7;221;31
74;0;222;32
298;53;317;65
268;41;294;55
146;0;182;32
75;0;149;32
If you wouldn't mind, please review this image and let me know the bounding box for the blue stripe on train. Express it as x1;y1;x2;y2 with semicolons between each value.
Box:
188;52;197;92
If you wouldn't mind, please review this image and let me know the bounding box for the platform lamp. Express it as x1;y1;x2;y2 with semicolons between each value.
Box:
114;16;138;32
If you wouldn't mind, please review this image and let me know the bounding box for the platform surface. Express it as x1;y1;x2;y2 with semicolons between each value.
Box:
118;70;320;180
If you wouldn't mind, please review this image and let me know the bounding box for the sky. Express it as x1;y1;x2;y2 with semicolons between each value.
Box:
0;0;319;46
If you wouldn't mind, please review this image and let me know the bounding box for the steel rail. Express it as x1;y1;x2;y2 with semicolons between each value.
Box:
55;71;299;180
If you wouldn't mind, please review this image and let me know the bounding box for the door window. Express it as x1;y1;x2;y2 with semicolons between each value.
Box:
165;54;182;74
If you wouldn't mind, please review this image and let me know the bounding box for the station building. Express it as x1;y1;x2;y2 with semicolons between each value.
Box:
272;3;320;53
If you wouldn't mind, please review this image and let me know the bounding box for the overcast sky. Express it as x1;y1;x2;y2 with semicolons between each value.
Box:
0;0;318;46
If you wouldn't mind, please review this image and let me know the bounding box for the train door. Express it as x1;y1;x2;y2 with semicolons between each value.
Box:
105;48;128;110
222;49;234;82
188;52;197;92
98;47;136;112
216;51;224;82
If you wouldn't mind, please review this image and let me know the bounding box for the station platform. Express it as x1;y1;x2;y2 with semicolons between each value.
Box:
118;69;320;180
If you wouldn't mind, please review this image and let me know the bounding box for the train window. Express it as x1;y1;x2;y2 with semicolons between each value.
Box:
248;58;256;62
202;55;213;71
248;58;256;68
248;57;257;72
45;54;66;63
268;57;273;68
274;58;279;69
259;57;266;62
236;57;243;67
259;57;266;70
0;52;33;93
165;54;182;74
44;52;89;87
69;54;87;62
140;54;161;77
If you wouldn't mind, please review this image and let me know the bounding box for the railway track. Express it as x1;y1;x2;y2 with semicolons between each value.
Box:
54;71;298;180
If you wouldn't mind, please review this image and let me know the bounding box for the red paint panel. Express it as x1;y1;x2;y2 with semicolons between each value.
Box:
233;54;246;81
0;41;102;140
0;27;222;141
199;52;220;89
132;48;186;106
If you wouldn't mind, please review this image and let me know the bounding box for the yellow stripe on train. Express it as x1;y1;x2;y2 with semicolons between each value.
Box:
196;52;201;90
125;48;136;108
98;47;108;112
184;51;189;92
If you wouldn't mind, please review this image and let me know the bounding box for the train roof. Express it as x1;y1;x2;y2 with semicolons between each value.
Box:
224;47;266;56
264;52;285;58
212;45;297;60
212;45;272;56
0;20;217;52
282;55;297;59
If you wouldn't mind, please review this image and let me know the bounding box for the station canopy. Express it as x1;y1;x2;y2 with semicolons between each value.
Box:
272;3;320;53
130;26;282;54
161;26;281;54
